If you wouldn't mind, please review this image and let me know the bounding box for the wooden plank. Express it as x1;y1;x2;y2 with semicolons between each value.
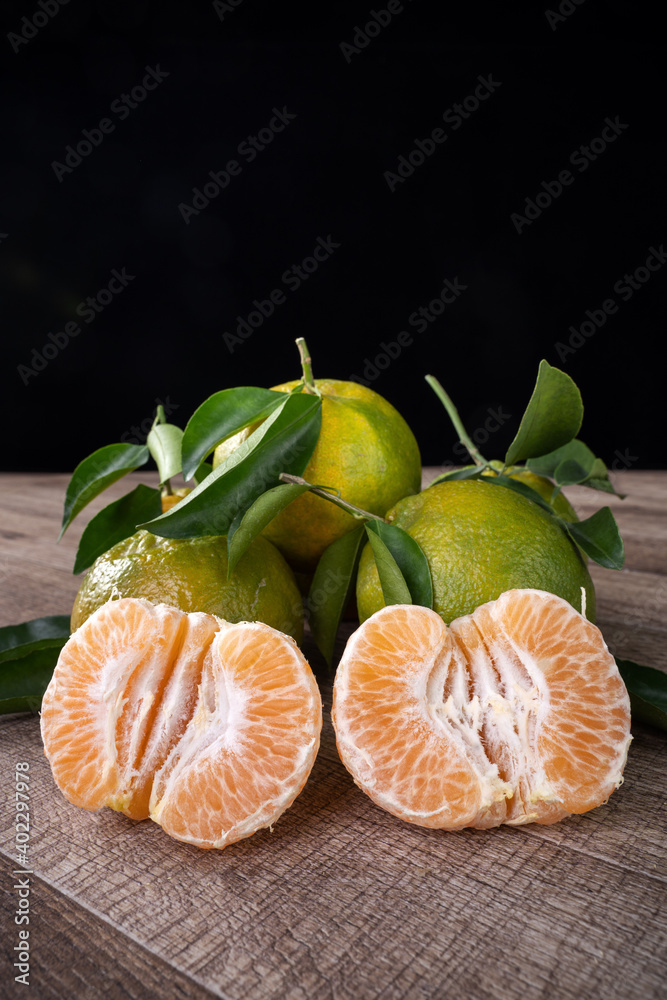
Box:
1;711;665;1000
0;874;220;1000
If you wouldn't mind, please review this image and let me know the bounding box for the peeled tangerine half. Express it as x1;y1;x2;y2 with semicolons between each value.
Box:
41;598;322;849
332;589;632;830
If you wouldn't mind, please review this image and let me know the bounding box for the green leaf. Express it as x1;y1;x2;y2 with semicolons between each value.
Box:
585;476;625;497
181;387;288;481
0;646;65;715
364;526;412;606
227;482;312;575
583;458;626;498
0;615;71;713
147;421;183;484
554;459;593;486
560;507;624;570
59;443;150;539
505;360;583;466
0;615;70;665
73;484;162;575
481;473;556;515
141;393;322;539
430;466;488;485
527;439;594;479
308;525;367;666
193;460;213;485
365;520;433;608
616;658;667;733
528;441;625;497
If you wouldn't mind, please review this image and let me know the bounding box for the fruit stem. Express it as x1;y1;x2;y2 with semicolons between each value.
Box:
279;474;389;522
425;375;487;467
162;479;174;496
296;338;316;393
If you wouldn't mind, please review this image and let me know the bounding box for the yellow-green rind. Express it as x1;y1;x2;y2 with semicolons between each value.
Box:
71;530;304;644
214;378;422;574
356;479;596;626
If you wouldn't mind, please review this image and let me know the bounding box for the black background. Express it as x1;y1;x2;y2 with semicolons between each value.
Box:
1;0;664;473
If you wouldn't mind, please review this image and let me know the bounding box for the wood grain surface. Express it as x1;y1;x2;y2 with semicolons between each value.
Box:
1;471;666;1000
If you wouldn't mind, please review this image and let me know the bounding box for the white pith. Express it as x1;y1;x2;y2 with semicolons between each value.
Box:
41;599;322;848
332;590;632;830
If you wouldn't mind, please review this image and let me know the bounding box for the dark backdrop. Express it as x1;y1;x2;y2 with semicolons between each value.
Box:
1;0;665;473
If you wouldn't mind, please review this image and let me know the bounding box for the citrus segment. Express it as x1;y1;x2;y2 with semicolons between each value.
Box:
332;590;631;830
41;598;322;848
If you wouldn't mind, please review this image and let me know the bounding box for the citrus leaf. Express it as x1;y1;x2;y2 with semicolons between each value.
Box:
227;482;312;575
193;460;212;484
365;520;433;608
73;484;162;575
554;459;594;486
141;393;322;539
527;439;594;480
430;466;487;485
528;441;625;497
560;507;624;569
364;527;412;606
616;658;667;733
582;458;626;498
308;525;367;666
147;421;183;484
481;473;556;515
584;475;626;497
181;387;287;481
505;360;583;466
0;615;70;665
0;646;65;715
59;443;150;539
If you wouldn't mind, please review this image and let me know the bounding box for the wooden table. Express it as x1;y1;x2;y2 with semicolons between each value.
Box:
1;470;666;1000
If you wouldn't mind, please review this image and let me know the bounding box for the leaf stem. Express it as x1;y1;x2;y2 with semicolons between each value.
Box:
279;473;388;522
296;338;316;393
425;375;487;467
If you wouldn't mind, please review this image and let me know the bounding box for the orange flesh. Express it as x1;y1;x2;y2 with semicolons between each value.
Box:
41;599;322;848
332;590;631;830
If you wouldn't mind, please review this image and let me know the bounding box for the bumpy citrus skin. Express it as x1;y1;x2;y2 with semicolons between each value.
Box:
213;379;421;574
71;530;304;644
356;480;596;625
496;468;579;523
